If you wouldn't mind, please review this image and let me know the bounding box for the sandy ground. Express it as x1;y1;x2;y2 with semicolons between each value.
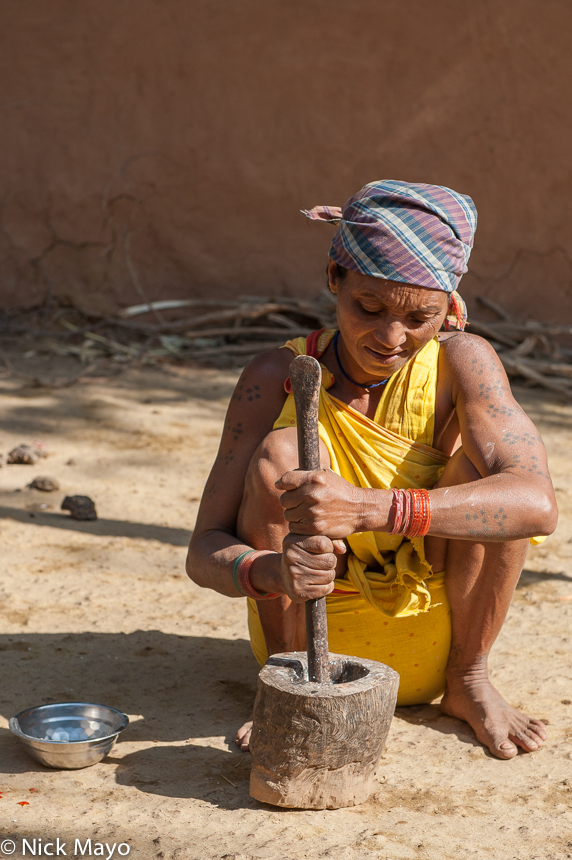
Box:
0;354;571;860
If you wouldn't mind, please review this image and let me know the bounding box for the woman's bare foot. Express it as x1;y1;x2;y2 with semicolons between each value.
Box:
235;716;253;752
441;672;547;759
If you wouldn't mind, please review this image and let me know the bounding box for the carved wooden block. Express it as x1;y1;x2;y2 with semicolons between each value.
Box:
249;652;399;809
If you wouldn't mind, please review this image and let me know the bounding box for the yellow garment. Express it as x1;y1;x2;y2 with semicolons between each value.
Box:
248;590;451;706
275;331;448;619
249;330;452;705
247;329;542;705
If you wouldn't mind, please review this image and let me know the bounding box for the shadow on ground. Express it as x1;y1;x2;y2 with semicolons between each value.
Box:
517;567;572;587
0;361;237;440
0;503;192;546
0;629;493;808
0;630;260;808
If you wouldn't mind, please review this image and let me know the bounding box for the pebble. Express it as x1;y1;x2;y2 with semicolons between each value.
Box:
28;476;60;492
7;444;47;465
61;495;98;520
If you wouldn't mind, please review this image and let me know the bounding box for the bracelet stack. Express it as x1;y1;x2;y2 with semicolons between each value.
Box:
389;488;431;537
231;549;280;600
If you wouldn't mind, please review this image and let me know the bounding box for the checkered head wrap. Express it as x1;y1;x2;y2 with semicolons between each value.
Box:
302;180;477;331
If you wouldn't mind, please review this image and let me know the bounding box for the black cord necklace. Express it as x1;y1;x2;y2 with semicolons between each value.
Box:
333;330;391;390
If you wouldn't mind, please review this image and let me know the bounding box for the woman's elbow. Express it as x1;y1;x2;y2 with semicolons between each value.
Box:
531;491;558;537
185;536;206;587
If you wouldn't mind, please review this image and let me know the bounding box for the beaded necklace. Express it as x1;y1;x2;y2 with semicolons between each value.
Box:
333;330;391;390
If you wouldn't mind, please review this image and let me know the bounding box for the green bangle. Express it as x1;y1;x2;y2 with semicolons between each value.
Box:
232;550;255;596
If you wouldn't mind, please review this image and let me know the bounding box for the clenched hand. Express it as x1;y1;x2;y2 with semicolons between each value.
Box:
278;533;346;602
276;468;385;539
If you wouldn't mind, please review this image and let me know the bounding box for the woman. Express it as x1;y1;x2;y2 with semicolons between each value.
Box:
187;180;557;760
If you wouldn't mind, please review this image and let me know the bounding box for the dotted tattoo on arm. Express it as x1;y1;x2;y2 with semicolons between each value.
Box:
501;431;551;478
205;481;218;498
502;430;542;446
465;507;507;538
476;380;522;419
232;382;261;404
470;357;524;419
223;420;244;441
246;385;261;401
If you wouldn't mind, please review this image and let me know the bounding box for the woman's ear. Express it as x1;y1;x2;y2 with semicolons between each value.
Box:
327;260;339;295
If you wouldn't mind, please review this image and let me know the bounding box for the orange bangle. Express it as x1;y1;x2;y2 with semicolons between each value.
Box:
407;488;431;537
236;550;280;600
389;488;431;537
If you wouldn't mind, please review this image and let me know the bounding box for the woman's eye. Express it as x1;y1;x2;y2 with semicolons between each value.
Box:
360;306;379;315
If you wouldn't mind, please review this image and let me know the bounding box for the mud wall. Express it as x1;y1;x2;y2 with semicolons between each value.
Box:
1;0;572;321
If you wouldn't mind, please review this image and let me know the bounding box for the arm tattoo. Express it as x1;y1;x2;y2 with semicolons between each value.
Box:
502;431;542;446
500;432;551;479
470;357;523;419
223;420;244;442
465;507;507;538
232;381;262;404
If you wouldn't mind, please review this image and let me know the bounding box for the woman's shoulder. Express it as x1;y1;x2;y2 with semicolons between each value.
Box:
438;330;502;367
243;347;295;388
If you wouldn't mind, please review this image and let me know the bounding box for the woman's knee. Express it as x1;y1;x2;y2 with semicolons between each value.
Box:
237;427;330;542
244;427;330;496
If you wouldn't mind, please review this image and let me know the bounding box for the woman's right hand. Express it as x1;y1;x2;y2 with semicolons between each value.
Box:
277;533;345;603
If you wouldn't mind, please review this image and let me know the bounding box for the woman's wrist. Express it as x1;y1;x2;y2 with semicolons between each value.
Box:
357;488;394;533
248;551;283;596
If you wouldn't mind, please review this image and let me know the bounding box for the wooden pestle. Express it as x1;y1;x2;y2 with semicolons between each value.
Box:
289;355;330;684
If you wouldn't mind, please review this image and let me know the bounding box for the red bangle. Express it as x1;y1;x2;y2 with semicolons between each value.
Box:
389;488;431;537
407;488;431;537
237;550;280;600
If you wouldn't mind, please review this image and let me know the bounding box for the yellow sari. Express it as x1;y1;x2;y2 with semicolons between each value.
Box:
248;329;544;703
248;330;452;705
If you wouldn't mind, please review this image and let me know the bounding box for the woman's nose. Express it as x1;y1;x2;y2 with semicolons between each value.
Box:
373;321;407;350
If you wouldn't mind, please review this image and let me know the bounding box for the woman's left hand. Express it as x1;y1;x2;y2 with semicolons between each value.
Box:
276;469;389;538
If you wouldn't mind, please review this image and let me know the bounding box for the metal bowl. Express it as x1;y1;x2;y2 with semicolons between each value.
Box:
9;702;129;769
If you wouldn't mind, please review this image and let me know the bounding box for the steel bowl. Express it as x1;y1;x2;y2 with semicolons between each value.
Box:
9;702;129;769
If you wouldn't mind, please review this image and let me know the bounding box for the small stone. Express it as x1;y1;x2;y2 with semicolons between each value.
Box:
61;495;97;520
28;476;60;492
7;444;46;465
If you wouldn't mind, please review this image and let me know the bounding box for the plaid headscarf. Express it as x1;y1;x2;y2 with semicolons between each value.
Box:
302;180;477;331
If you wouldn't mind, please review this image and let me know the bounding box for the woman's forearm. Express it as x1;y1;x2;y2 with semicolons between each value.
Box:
186;531;281;596
361;474;557;542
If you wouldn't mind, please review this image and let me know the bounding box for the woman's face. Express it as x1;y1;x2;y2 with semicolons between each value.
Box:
328;261;449;382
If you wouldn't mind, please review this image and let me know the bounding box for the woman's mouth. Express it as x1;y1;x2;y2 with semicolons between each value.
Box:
364;345;405;365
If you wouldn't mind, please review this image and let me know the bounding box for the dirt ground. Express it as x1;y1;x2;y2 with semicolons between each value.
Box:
0;353;571;860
